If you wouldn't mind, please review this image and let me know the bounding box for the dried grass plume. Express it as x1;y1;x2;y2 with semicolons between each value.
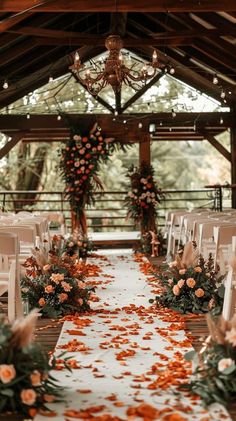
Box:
10;309;39;349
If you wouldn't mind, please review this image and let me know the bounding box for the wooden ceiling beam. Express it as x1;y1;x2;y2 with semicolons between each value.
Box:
0;132;24;159
1;0;236;12
0;11;34;32
203;132;231;161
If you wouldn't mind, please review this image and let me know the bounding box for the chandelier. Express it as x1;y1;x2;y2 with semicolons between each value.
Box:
69;34;163;96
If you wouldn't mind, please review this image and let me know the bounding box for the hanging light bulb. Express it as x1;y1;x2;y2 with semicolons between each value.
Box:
220;117;224;125
169;67;175;74
3;80;8;89
172;109;176;118
123;119;127;124
114;110;118;116
152;50;158;63
213;74;218;85
57;114;61;121
220;90;226;99
160;121;163;126
138;122;143;129
48;75;54;83
26;113;30;119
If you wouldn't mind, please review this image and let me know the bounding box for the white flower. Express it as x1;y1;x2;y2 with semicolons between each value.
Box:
74;161;80;167
218;358;234;372
225;328;236;347
73;134;80;141
85;143;91;148
146;197;151;203
140;178;146;183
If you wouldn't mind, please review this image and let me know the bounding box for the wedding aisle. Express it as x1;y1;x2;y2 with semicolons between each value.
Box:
36;250;231;421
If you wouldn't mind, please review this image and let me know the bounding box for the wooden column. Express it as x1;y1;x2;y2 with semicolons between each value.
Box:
231;104;236;208
139;133;151;166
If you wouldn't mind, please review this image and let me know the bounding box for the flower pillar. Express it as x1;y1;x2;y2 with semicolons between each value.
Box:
139;133;151;167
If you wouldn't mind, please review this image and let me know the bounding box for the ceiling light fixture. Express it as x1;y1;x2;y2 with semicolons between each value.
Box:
69;34;164;96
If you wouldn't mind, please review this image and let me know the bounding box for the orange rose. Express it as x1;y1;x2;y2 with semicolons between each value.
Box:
59;293;68;302
30;370;41;386
44;285;54;294
61;281;72;292
21;389;37;406
195;288;205;298
179;269;186;275
172;285;180;296
77;280;85;289
0;364;16;384
186;278;196;288
38;297;46;307
194;266;202;273
29;408;37;418
50;273;64;283
44;394;55;403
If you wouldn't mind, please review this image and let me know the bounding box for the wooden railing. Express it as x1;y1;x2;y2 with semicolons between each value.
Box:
0;188;232;232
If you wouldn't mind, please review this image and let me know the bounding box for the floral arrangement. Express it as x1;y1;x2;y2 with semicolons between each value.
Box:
151;242;224;314
0;311;63;417
125;162;164;233
139;230;166;256
184;314;236;407
59;123;125;232
21;241;95;318
63;231;94;259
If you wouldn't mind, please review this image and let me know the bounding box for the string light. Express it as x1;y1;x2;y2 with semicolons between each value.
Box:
57;114;62;120
169;67;175;75
213;74;218;85
123;120;127;124
26;113;30;119
220;116;224;125
48;75;54;83
138;122;143;129
220;90;226;99
114;110;118;116
172;109;176;118
160;121;163;126
3;80;8;89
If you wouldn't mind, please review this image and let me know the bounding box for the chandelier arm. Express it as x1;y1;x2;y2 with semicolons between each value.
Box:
124;67;157;82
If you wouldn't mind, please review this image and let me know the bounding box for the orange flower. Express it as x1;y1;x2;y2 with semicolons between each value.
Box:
59;293;68;302
44;394;55;403
61;281;72;292
186;278;196;288
20;389;37;406
194;266;202;273
179;269;186;275
38;297;46;307
44;285;54;294
177;279;185;288
43;264;51;272
0;364;16;384
172;285;180;296
195;288;205;298
50;273;64;283
30;370;41;386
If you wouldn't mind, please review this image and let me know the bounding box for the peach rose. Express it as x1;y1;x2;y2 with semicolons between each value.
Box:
58;293;68;302
44;285;54;294
225;327;236;347
0;364;16;384
77;280;85;289
218;358;234;372
172;285;180;296
61;281;72;292
177;279;185;288
44;394;55;403
167;279;173;285
179;269;186;275
30;370;41;386
20;389;37;406
78;298;84;306
186;278;196;288
50;273;64;283
194;266;202;273
195;288;205;298
38;297;46;307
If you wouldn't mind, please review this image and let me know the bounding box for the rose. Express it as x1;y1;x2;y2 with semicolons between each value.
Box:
38;297;46;307
177;279;185;288
218;358;235;372
44;394;55;403
195;288;205;298
73;134;80;141
186;278;196;288
50;273;64;283
44;285;54;294
77;280;85;289
172;285;180;296
225;327;236;347
58;293;68;302
167;278;173;285
194;266;202;273
61;281;72;292
0;364;16;383
21;389;37;406
179;269;186;275
30;370;41;386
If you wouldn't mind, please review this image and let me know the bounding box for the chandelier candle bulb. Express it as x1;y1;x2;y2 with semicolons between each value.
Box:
152;50;158;62
3;80;8;89
213;74;218;84
48;75;53;83
220;90;226;99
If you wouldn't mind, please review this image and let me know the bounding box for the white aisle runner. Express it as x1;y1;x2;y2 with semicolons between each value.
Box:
36;249;231;421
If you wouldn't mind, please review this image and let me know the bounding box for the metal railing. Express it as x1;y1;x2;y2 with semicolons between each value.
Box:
0;188;232;232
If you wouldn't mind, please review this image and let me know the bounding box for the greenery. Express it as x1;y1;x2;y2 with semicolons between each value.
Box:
150;242;224;314
0;313;63;417
183;315;236;407
139;230;166;256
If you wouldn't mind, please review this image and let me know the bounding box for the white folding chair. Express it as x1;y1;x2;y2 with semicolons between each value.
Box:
222;237;236;320
0;232;23;322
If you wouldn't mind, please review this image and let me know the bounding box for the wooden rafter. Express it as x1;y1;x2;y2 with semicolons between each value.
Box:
121;72;164;113
0;11;33;32
1;0;236;12
0;132;24;159
202;132;231;161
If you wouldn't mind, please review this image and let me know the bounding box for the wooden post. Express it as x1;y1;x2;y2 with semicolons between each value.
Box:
139;133;151;165
231;104;236;208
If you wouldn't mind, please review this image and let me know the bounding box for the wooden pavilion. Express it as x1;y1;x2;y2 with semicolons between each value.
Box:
0;1;236;203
